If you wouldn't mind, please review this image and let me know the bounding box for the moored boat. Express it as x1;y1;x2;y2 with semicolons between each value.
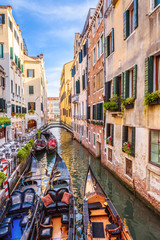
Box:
34;153;75;240
83;166;132;240
46;135;57;154
33;134;47;154
0;155;41;240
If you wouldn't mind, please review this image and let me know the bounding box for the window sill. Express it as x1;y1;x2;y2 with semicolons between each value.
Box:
124;174;133;181
148;4;160;16
106;51;114;59
126;30;136;41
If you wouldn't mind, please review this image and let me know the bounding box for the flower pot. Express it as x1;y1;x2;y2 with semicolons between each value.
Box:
125;103;134;109
149;99;160;106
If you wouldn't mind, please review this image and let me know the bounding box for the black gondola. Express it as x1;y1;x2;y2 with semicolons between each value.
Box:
46;134;57;154
83;166;132;240
0;155;41;240
34;153;75;240
33;135;47;154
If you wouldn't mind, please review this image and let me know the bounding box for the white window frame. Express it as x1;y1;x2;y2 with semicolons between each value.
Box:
93;47;96;65
88;56;91;72
93;133;96;146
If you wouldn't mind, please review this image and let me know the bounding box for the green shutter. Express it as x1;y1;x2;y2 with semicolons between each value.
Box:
111;124;114;146
18;58;21;69
0;98;3;112
93;105;95;120
107;124;110;138
21;65;23;73
28;102;30;110
121;72;124;98
0;44;3;58
2;14;5;24
97;103;103;120
33;70;35;78
133;65;137;99
29;86;34;94
123;10;129;40
105;37;108;58
87;106;90;119
122;126;128;146
113;77;119;95
97;103;100;120
82;74;85;90
34;102;36;110
27;69;29;77
10;47;13;60
145;57;153;94
134;0;138;29
107;35;110;56
112;28;114;52
124;70;129;99
131;127;136;157
100;103;103;120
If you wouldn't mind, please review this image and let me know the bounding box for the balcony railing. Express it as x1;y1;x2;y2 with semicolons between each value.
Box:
72;95;79;103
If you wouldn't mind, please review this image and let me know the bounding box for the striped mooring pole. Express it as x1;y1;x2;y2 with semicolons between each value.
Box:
2;158;9;200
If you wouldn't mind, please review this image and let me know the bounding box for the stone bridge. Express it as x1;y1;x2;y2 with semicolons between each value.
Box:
40;121;73;134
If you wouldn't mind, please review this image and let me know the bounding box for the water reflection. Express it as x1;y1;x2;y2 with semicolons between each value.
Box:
37;128;160;240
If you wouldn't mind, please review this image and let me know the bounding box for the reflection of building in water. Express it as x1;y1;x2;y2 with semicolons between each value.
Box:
47;97;60;120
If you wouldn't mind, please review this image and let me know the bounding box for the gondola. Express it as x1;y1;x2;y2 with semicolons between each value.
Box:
34;153;75;240
46;134;57;154
33;134;47;154
83;166;133;240
0;155;41;240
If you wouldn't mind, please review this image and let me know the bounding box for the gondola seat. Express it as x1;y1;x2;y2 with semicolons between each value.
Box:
88;202;102;210
42;216;52;225
106;223;121;239
37;220;53;240
22;188;35;210
2;217;13;227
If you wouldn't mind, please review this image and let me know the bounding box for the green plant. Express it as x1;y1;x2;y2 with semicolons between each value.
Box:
104;94;119;111
37;130;41;139
28;109;35;114
106;136;112;145
144;90;160;106
121;97;135;112
0;117;11;125
0;172;7;187
122;141;132;155
17;139;34;163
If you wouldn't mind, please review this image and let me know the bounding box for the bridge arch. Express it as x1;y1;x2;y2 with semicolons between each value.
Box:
41;121;73;134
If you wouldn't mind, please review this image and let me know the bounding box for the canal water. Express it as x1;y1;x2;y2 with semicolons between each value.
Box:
36;128;160;240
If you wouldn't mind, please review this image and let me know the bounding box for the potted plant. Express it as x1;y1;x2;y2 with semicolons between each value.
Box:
106;136;112;145
104;94;119;111
28;109;35;114
122;141;132;155
144;90;160;106
121;97;135;110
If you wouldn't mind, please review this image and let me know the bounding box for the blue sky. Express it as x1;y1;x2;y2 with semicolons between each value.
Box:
0;0;97;97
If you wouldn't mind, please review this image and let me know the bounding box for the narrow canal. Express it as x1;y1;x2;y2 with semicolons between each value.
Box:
36;128;160;240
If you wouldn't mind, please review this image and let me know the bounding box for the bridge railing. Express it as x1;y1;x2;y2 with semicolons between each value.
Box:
40;120;73;132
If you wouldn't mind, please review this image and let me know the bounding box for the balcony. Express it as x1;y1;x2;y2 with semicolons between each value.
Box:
72;95;79;103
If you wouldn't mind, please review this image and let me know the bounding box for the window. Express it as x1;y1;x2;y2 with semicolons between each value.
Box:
105;81;112;102
126;158;132;178
122;65;137;99
28;102;36;111
106;123;114;146
97;40;100;59
97;103;103;120
0;14;5;24
100;35;104;54
18;86;20;96
15;84;17;95
1;77;5;88
96;69;103;90
93;48;96;65
154;0;160;8
88;57;91;71
108;148;112;162
105;29;114;57
79;50;82;63
11;80;13;93
87;106;90;119
27;69;35;78
88;81;90;96
0;44;3;58
93;23;95;37
150;130;160;166
0;128;5;139
93;104;97;120
93;133;96;146
154;55;160;91
29;86;34;94
122;126;136;157
10;47;13;60
76;80;80;94
123;0;138;40
86;127;88;138
93;76;96;92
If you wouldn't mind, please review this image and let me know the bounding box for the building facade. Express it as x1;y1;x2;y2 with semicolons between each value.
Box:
103;0;160;212
48;97;60;120
24;54;48;129
60;61;73;126
0;6;26;140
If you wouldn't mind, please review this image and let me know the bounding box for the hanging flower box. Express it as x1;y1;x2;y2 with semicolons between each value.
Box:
125;103;134;109
106;136;112;145
122;142;132;155
149;99;160;106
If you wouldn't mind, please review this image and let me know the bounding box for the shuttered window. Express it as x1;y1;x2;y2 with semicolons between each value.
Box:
18;58;21;69
12;104;15;113
0;14;5;24
0;98;3;112
82;74;85;90
113;77;120;96
105;81;111;102
41;103;43;111
10;47;13;60
155;0;160;8
123;70;129;99
122;66;137;99
29;86;34;94
1;77;5;87
93;105;97;120
79;51;82;63
87;106;90;120
96;69;103;90
123;10;130;40
27;69;35;78
122;126;136;157
72;66;76;77
83;43;87;57
105;29;114;58
76;80;80;94
0;44;3;58
97;103;103;120
28;102;36;110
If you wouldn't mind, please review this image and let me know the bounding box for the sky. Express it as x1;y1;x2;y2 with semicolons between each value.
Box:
0;0;97;97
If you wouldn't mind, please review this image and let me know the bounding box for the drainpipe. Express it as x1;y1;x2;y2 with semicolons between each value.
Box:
103;0;106;132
